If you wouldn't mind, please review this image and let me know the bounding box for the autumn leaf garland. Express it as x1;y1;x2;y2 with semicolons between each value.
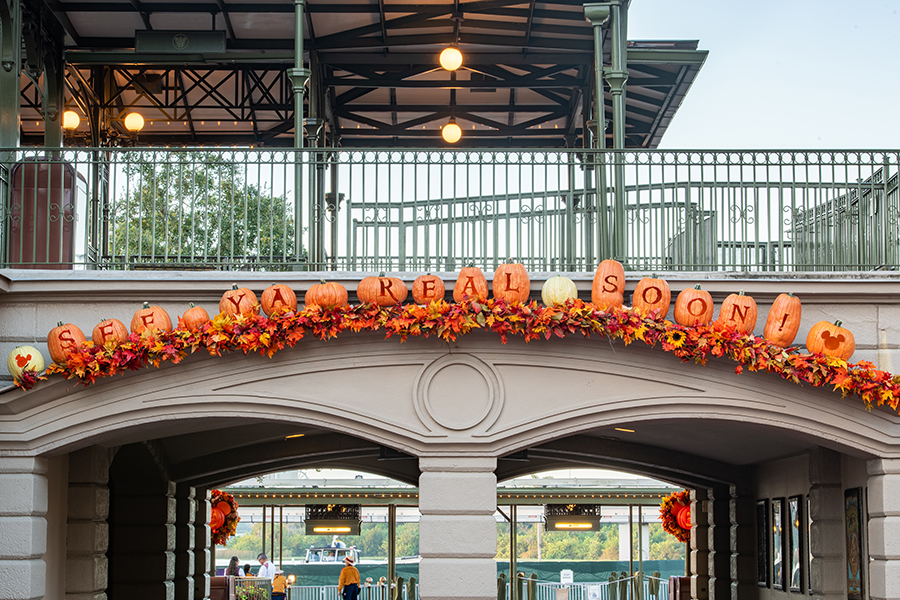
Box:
15;299;900;413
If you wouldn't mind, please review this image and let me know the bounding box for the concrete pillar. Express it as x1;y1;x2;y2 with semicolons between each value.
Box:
618;523;630;561
418;457;497;600
193;489;211;600
0;456;48;600
728;485;756;600
66;447;112;600
867;458;900;600
174;484;196;600
690;488;709;600
707;486;730;600
808;448;843;600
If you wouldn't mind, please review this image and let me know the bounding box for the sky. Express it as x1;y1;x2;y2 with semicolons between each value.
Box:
627;0;900;149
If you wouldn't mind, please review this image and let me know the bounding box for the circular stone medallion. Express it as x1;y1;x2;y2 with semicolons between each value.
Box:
415;354;503;432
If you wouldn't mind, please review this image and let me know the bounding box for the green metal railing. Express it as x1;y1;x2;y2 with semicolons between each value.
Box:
0;148;897;272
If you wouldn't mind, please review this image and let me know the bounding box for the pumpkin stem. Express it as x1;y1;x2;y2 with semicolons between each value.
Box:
787;292;795;297
378;272;386;277
189;303;196;308
320;279;327;284
467;262;475;267
835;320;842;327
142;302;150;309
694;284;702;290
738;290;744;296
57;321;64;326
231;283;238;290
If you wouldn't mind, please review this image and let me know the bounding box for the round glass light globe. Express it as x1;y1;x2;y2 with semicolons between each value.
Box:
442;122;462;144
439;47;463;71
62;110;80;131
124;113;145;132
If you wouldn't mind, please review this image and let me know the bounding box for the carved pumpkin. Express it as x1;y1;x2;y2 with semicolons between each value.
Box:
632;277;671;317
6;346;45;380
305;280;349;309
210;507;225;531
676;504;691;530
47;322;86;363
674;285;714;326
591;259;625;309
541;275;579;307
357;273;408;306
412;274;445;305
261;283;297;316
453;265;489;302
220;283;259;317
492;261;530;304
131;302;173;334
763;293;803;348
806;320;856;360
93;318;129;345
215;501;232;517
180;303;210;332
715;290;758;335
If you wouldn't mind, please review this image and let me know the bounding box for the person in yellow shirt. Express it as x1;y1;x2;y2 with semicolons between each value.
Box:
272;569;288;600
338;556;361;600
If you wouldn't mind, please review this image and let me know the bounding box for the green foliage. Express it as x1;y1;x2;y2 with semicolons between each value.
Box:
223;522;417;560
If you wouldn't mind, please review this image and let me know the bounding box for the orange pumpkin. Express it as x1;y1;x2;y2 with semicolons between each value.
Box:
412;274;445;305
715;290;758;335
220;283;259;317
806;320;855;360
47;321;86;363
215;501;232;517
453;265;489;302
180;303;210;332
305;280;349;309
210;507;225;530
632;277;671;317
92;318;129;345
492;261;530;304
131;302;173;334
591;259;625;309
674;285;714;326
261;283;297;316
357;273;408;306
763;293;803;348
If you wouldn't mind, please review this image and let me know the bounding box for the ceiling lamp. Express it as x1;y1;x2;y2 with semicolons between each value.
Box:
442;117;462;144
544;504;602;531
439;47;463;71
304;504;362;536
124;113;145;133
62;111;80;131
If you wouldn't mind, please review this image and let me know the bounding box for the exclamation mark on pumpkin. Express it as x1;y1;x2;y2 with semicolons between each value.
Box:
778;313;789;331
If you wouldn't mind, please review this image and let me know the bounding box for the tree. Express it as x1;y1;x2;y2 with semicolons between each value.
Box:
110;152;297;266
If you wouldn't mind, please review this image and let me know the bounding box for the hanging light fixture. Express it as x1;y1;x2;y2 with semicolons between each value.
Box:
124;113;145;133
442;116;462;144
439;46;463;71
62;111;81;131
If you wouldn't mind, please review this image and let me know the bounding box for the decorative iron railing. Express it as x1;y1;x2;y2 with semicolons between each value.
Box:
1;148;897;272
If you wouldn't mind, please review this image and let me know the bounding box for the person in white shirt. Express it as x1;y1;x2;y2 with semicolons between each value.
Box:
257;553;276;580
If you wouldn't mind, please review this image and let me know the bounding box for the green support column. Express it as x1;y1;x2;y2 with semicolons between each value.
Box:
287;0;309;265
0;0;22;148
42;47;65;148
584;3;611;260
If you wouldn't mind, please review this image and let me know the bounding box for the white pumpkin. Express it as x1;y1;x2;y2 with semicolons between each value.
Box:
7;346;45;380
541;275;579;307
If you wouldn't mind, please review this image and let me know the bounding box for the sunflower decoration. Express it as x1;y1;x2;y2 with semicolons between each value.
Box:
210;489;240;546
663;329;687;350
660;490;691;542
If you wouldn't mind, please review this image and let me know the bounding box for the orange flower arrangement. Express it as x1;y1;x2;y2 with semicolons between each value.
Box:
211;489;240;546
660;490;691;542
16;298;899;414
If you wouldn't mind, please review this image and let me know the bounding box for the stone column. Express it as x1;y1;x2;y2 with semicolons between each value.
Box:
729;485;756;600
690;488;709;600
193;489;211;600
0;456;48;600
66;447;111;600
808;448;843;600
707;485;730;600
418;457;497;600
867;458;900;600
175;484;196;600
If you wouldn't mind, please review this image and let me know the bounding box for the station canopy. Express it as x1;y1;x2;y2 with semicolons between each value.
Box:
25;0;707;147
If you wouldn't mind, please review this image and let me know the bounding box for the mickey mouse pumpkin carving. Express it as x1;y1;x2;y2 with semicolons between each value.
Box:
806;320;855;360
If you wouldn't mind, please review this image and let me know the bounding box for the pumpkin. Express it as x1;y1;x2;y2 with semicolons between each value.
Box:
6;346;45;380
632;277;671;317
674;285;714;326
131;302;173;334
806;320;856;360
220;283;259;317
47;321;87;363
591;259;625;309
541;275;579;307
453;265;489;302
93;318;129;345
763;293;803;348
357;273;408;306
492;261;530;304
412;274;445;305
676;504;692;530
715;290;758;335
210;507;225;531
179;303;210;332
261;283;297;316
306;280;349;309
215;501;232;517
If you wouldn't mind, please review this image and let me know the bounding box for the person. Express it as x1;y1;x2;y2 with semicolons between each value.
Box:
272;569;288;599
257;553;276;580
338;555;361;600
225;556;241;577
242;564;251;577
